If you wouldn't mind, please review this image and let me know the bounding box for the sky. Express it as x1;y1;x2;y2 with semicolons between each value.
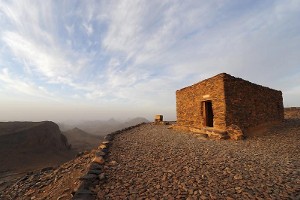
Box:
0;0;299;122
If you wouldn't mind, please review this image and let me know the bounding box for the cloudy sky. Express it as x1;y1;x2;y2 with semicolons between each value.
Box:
0;0;299;121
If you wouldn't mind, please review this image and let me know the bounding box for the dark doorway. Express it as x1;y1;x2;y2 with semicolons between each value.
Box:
203;101;213;127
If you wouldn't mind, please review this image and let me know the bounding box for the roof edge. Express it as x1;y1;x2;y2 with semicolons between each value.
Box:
176;72;282;93
176;73;229;92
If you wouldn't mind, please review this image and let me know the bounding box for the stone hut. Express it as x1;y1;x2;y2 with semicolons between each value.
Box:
176;73;284;137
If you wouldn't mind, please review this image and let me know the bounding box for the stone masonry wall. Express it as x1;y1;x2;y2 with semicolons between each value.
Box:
176;73;227;130
223;74;284;131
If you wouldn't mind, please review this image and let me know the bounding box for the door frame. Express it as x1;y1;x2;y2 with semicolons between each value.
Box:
202;100;213;127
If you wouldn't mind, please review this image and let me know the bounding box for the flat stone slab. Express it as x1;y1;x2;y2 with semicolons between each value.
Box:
73;194;95;200
89;163;102;170
87;170;102;175
92;156;105;164
95;151;106;157
79;174;98;181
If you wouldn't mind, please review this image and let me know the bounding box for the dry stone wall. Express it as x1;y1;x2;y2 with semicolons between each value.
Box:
176;74;227;130
176;73;284;138
72;123;146;200
223;74;284;131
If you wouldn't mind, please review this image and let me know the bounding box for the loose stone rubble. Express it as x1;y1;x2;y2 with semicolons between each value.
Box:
72;123;146;200
98;121;300;199
1;120;299;199
0;151;93;200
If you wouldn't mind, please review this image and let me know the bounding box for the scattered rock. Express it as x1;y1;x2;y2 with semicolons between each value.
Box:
89;163;102;170
98;144;107;150
79;174;98;181
99;173;106;181
109;161;117;166
87;170;101;175
97;123;299;199
92;156;105;165
226;124;244;140
57;194;68;200
95;151;106;157
233;174;242;180
1;122;299;199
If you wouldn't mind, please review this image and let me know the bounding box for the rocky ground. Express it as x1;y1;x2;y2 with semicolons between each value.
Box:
0;151;93;200
98;120;300;199
1;117;299;199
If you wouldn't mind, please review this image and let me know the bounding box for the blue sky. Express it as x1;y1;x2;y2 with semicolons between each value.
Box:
0;0;299;121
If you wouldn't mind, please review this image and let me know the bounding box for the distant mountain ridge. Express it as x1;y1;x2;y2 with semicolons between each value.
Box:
59;117;150;136
63;127;104;151
0;121;47;136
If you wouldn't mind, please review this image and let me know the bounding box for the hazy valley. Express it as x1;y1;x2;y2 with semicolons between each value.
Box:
58;117;150;136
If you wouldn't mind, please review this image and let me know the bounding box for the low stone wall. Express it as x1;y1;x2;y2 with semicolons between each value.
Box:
72;123;146;200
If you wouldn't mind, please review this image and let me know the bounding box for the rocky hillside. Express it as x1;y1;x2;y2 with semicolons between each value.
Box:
0;121;76;191
0;121;70;150
63;128;104;152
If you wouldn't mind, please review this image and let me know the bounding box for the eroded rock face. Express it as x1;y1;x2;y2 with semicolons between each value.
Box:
226;124;244;140
0;121;74;176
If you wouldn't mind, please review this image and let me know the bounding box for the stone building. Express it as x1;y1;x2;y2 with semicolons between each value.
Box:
176;73;284;137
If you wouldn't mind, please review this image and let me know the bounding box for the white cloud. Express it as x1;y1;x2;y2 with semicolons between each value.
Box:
0;68;53;99
3;31;69;77
0;0;96;95
0;0;299;121
82;22;93;36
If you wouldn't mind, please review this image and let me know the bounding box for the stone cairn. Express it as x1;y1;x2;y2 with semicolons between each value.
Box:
154;115;169;125
155;115;163;123
72;123;146;200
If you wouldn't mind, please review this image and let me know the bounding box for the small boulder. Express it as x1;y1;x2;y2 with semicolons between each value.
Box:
99;173;106;181
109;160;118;166
98;144;107;150
226;125;244;140
79;174;98;181
102;141;110;145
89;163;102;170
95;151;106;157
88;170;102;175
92;156;105;165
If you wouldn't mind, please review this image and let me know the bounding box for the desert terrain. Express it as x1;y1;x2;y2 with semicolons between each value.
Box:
0;118;149;194
0;109;299;199
63;128;104;152
97;110;299;199
0;121;76;190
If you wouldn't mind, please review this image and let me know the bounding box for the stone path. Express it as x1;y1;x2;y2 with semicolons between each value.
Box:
97;121;300;199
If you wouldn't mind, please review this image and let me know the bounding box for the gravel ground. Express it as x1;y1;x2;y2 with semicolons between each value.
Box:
98;120;300;199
